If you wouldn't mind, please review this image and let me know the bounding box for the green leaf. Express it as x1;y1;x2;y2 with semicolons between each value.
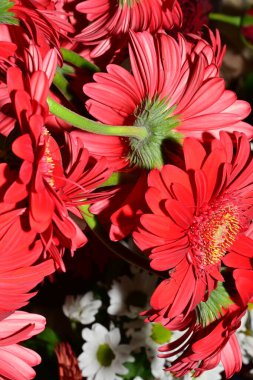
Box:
37;327;60;346
123;350;153;380
0;0;19;25
24;327;60;357
22;327;60;379
196;282;233;327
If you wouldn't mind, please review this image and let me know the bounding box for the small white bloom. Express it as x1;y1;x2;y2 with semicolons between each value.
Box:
237;310;253;365
108;268;157;319
78;323;134;380
151;355;174;380
63;291;102;325
126;320;174;380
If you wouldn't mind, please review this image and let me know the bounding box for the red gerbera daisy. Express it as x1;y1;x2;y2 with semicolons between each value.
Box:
0;201;55;312
1;66;112;269
55;343;82;380
76;0;182;57
133;132;253;322
83;30;252;169
159;302;245;378
0;311;46;380
179;0;212;34
9;0;73;53
0;45;57;136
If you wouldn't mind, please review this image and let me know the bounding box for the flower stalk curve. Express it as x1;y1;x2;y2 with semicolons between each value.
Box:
47;97;148;140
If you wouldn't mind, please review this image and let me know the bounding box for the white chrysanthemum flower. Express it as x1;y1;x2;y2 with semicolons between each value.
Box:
127;321;171;354
78;323;134;380
63;292;102;325
107;267;157;319
126;320;174;379
236;310;253;365
149;354;174;380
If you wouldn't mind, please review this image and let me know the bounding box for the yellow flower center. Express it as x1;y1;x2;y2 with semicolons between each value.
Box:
190;204;241;266
40;127;56;188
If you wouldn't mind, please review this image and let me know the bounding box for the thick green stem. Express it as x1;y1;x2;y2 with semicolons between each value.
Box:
242;14;253;27
53;70;73;101
61;48;100;73
99;172;126;187
209;12;241;27
60;64;75;76
47;97;148;140
80;205;164;276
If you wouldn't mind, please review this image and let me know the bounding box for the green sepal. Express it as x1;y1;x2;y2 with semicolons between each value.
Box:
196;282;233;327
0;0;19;25
129;96;181;170
118;0;137;6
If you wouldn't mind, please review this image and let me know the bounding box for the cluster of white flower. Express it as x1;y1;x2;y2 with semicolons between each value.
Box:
237;307;253;368
78;323;134;380
62;267;229;380
63;291;102;325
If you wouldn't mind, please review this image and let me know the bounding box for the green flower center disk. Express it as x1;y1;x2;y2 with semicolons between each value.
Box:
96;343;116;367
118;0;139;7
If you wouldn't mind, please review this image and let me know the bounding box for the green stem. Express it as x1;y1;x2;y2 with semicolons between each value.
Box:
99;172;125;187
60;64;75;76
209;12;241;27
53;70;73;101
99;171;139;187
80;205;164;276
61;48;100;73
47;97;148;140
242;14;253;27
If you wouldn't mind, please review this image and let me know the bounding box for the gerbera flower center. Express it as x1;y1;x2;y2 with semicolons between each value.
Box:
39;127;56;188
96;343;115;367
118;0;138;7
129;97;180;169
151;323;172;345
190;203;241;266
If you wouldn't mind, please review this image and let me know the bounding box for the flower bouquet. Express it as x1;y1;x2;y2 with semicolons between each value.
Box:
1;0;253;379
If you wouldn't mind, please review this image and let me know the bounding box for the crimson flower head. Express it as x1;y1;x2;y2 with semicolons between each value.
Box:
133;132;253;323
3;0;73;54
76;0;182;57
84;31;252;169
179;0;212;33
0;202;55;312
159;302;246;378
1;63;112;269
241;8;253;46
55;342;82;380
0;311;47;380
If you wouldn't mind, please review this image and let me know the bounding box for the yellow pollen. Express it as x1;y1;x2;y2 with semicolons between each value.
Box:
41;128;55;188
190;206;240;266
